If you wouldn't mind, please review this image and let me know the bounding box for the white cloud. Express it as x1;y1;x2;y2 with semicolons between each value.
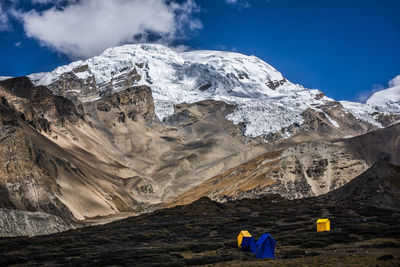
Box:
29;0;77;5
388;75;400;87
355;84;383;103
18;0;201;59
30;0;59;3
0;3;11;31
225;0;250;8
356;74;400;103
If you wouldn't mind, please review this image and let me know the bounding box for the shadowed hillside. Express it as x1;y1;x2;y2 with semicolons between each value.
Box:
0;162;399;266
324;161;400;211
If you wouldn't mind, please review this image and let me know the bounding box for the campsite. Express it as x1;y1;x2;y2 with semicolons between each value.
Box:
238;232;277;259
1;193;399;266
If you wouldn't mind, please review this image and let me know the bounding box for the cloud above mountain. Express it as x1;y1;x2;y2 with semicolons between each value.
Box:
16;0;201;59
356;74;400;103
0;3;11;31
388;75;400;87
225;0;250;9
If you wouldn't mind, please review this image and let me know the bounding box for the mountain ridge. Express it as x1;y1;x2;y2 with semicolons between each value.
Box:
25;43;400;139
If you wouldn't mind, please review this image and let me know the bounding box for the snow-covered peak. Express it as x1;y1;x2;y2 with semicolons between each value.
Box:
0;76;12;81
366;84;400;113
29;43;297;97
181;49;284;84
26;43;398;138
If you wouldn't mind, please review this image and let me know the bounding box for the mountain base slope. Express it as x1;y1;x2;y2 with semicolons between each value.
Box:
1;162;399;266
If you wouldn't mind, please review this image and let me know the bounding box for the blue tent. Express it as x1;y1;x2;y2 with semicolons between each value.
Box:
240;236;256;253
255;233;276;259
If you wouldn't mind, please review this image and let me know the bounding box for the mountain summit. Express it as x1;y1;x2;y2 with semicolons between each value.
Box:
28;44;400;138
367;84;400;113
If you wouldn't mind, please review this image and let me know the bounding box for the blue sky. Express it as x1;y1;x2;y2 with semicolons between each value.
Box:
1;0;399;102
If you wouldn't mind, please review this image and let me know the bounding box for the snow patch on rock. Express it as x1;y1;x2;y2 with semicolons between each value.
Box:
325;113;339;128
340;101;383;127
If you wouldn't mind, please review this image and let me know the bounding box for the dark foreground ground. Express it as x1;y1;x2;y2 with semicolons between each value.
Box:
0;195;399;266
1;162;400;266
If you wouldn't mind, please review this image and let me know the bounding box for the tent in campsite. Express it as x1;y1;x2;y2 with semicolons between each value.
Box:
316;218;330;232
240;236;256;253
237;230;252;247
255;233;276;259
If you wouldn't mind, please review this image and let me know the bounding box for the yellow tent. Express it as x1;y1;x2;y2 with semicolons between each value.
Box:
316;218;330;232
237;230;252;247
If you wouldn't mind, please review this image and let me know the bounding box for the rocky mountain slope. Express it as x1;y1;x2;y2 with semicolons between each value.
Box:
169;123;400;206
1;162;399;265
0;76;266;224
0;209;79;237
324;161;400;211
1;44;400;236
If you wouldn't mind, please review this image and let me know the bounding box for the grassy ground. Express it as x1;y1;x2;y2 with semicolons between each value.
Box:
0;195;399;266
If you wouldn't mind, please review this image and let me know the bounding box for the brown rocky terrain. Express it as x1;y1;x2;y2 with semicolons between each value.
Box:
0;162;399;266
0;209;80;237
169;123;400;206
0;77;267;225
0;74;399;237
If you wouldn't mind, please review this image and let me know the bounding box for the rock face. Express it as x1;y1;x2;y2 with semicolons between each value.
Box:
0;125;74;218
93;85;155;121
0;77;81;127
0;75;266;225
0;209;78;237
0;79;144;222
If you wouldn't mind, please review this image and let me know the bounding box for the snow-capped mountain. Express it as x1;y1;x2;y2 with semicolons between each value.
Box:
2;44;400;230
366;84;400;113
340;84;400;128
28;43;399;137
0;76;12;81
